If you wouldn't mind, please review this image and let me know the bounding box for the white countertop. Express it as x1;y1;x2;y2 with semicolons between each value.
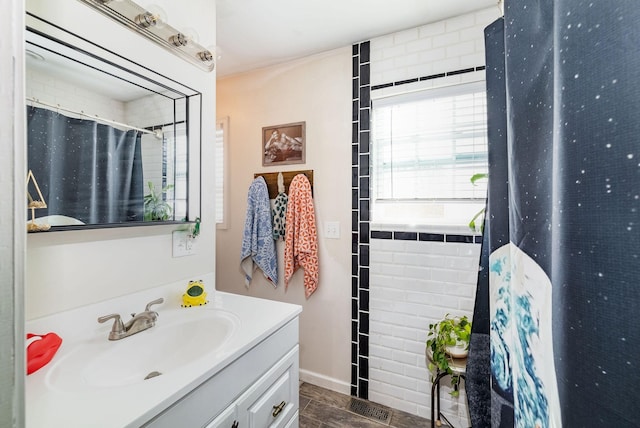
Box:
25;277;302;428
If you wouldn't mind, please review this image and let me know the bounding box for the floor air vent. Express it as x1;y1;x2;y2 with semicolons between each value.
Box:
348;398;391;423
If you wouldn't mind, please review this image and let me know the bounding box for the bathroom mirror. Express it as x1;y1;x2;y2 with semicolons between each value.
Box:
25;14;202;231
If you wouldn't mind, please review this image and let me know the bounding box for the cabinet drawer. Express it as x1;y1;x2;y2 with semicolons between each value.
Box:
283;411;298;428
205;404;237;428
248;369;293;427
237;346;299;428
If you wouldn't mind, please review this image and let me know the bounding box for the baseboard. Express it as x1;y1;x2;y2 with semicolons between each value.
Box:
299;369;351;395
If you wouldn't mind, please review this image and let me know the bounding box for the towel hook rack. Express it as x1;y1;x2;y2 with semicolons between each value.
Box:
254;170;314;199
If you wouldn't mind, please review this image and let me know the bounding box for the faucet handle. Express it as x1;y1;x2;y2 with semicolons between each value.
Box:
97;313;125;334
145;298;164;312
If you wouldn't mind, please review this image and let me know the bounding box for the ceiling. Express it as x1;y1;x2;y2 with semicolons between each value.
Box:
215;0;497;77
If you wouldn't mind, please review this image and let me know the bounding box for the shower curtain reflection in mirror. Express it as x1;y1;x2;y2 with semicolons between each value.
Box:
27;106;144;225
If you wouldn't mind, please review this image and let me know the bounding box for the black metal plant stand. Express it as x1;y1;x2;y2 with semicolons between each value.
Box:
431;370;466;428
427;349;467;428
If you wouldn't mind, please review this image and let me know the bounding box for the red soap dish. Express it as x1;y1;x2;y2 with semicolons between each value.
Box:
26;332;62;375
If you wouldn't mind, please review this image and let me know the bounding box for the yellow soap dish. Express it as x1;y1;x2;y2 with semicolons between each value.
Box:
181;280;208;307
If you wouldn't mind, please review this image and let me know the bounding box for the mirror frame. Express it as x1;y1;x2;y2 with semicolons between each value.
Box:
25;12;202;232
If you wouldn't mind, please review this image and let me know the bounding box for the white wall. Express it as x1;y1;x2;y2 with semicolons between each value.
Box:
366;7;500;425
216;48;353;393
25;0;216;320
1;0;25;425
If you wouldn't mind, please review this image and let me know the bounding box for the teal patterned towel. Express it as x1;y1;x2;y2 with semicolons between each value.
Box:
272;192;288;240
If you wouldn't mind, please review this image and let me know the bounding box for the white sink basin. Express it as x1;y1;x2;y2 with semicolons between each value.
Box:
45;309;239;392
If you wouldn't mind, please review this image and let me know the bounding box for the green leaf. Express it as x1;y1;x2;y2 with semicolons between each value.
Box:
470;173;488;185
468;208;485;231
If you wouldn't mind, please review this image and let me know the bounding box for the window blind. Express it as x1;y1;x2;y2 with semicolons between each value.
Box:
162;123;187;220
215;118;229;226
373;81;488;201
371;81;488;226
215;124;224;224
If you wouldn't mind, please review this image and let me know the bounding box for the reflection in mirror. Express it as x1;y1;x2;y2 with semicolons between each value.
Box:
25;25;200;230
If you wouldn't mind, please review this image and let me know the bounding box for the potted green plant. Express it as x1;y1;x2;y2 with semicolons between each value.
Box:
426;314;472;396
143;181;174;221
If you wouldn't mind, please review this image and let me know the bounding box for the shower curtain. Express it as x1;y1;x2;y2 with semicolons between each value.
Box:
470;1;640;426
27;106;144;224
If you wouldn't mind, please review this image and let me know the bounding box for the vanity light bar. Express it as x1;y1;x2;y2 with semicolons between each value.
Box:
78;0;215;72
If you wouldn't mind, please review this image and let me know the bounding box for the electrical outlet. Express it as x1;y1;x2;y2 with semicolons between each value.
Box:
173;230;195;257
324;221;340;239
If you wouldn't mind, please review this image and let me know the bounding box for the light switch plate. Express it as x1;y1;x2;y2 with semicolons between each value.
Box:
172;230;195;257
324;221;340;239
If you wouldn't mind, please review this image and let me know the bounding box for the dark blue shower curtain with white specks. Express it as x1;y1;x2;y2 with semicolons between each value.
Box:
479;1;640;426
27;106;144;224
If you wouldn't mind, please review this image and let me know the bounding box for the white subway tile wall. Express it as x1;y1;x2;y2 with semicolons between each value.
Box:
26;67;126;122
370;7;500;87
369;238;481;425
364;6;500;426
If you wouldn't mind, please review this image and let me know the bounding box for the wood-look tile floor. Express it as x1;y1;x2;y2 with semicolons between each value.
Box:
299;382;432;428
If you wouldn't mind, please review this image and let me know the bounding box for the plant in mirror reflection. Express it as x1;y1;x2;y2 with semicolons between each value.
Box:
144;181;174;221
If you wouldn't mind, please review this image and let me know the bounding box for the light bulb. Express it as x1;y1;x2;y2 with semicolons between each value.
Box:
146;4;167;29
134;11;157;28
181;27;200;44
169;33;188;47
212;46;222;61
197;50;213;62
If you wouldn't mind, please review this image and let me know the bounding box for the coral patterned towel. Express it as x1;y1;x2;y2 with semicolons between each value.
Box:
284;174;318;298
240;176;277;287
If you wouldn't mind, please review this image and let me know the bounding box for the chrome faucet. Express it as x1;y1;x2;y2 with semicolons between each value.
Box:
98;298;164;340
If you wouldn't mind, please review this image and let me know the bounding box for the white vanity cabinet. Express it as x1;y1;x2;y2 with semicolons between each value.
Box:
234;346;298;428
26;285;302;428
207;346;298;428
206;404;238;428
144;318;299;428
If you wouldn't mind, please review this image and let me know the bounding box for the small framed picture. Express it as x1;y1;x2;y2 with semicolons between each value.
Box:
262;121;305;166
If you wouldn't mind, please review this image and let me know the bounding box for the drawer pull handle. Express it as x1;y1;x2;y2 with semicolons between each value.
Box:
231;421;238;428
272;400;286;417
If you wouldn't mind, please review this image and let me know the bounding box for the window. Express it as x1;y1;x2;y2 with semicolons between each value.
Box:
140;123;187;221
371;81;488;228
161;123;188;221
215;117;229;228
